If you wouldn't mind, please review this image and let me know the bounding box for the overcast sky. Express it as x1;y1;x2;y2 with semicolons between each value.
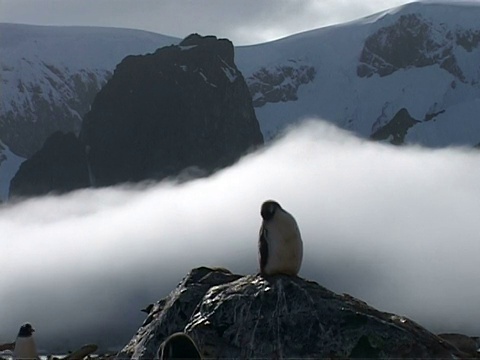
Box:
0;0;415;45
2;120;480;352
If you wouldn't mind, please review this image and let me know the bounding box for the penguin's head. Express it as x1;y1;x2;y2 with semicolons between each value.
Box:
261;200;281;221
17;323;35;337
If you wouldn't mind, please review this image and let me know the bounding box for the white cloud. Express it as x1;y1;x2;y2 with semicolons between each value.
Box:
1;119;480;352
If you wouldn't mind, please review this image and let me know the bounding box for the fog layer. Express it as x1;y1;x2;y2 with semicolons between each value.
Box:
1;120;479;352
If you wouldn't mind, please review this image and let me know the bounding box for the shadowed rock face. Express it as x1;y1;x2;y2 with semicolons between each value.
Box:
0;66;109;159
81;33;263;187
8;34;263;197
370;108;420;145
247;61;316;107
116;267;468;359
9;131;90;198
357;14;480;82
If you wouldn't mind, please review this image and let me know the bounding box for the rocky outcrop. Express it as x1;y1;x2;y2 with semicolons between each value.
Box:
0;142;6;166
80;33;263;187
9;34;263;197
116;267;473;359
371;108;420;145
438;333;480;357
9;131;90;198
357;14;480;82
246;61;316;107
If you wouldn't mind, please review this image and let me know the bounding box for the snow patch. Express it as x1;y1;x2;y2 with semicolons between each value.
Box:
219;58;238;83
198;71;217;88
179;45;198;51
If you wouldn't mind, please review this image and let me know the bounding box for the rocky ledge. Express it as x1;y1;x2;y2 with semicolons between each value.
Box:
116;267;479;359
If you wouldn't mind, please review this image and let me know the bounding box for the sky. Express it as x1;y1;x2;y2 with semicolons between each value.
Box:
1;120;480;353
0;0;415;45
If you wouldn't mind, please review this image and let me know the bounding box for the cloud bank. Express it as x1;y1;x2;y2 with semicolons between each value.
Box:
1;119;480;352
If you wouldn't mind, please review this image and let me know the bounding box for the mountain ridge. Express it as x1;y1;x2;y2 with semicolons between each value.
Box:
2;1;480;200
8;34;264;198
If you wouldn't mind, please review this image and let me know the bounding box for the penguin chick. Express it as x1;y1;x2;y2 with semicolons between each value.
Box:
259;200;303;276
13;323;39;360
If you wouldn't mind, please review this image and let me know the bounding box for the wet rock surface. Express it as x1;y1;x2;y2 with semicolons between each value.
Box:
357;13;480;82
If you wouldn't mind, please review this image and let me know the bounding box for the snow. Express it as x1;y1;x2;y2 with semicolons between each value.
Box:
2;1;480;199
0;24;180;201
406;98;480;147
222;66;237;82
0;23;180;118
219;58;238;83
179;45;198;51
235;1;480;143
0;23;178;69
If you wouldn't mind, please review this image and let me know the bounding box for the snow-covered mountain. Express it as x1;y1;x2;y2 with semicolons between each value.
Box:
0;23;179;157
2;1;480;201
0;24;179;201
236;1;480;144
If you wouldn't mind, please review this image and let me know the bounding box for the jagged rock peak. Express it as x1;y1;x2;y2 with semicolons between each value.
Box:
177;33;235;67
81;33;263;187
9;33;263;198
117;267;470;359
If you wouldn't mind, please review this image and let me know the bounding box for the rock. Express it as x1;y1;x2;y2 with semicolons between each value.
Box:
0;342;15;351
247;61;316;107
117;267;242;359
437;333;480;358
62;344;98;360
9;131;90;198
370;108;420;145
356;13;479;82
116;267;469;359
9;34;263;197
80;33;263;187
0;66;100;159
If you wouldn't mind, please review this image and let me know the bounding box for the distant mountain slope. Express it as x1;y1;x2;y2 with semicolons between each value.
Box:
9;34;263;198
0;23;179;158
235;1;480;144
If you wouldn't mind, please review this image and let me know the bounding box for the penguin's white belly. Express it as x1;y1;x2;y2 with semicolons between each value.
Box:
13;337;38;360
265;229;303;276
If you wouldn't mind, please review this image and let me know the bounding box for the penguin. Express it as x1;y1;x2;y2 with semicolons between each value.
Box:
157;332;201;359
259;200;303;276
13;323;39;360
